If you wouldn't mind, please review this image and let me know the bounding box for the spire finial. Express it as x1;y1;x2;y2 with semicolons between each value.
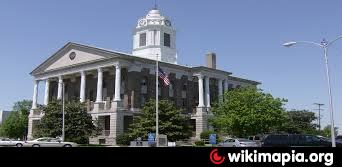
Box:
153;0;158;10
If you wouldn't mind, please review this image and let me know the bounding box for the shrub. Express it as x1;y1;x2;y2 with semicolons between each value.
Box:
195;140;205;146
200;130;215;140
116;133;133;146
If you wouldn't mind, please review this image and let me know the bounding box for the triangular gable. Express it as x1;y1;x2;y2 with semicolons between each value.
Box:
45;49;105;71
31;42;121;75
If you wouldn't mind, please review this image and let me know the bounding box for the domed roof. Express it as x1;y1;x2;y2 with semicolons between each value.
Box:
136;9;172;28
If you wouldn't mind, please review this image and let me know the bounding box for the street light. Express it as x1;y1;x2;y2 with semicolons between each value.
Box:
283;35;342;147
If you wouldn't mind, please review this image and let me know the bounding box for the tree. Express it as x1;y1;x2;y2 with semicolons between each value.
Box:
34;100;101;144
0;100;32;139
128;99;190;142
281;110;318;134
210;87;287;137
321;125;339;138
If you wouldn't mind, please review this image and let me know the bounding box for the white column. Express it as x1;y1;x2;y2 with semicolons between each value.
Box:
114;65;121;101
205;76;211;107
197;75;205;107
96;68;103;102
224;79;228;92
218;79;223;98
44;79;50;105
57;76;63;99
32;80;39;109
80;71;86;102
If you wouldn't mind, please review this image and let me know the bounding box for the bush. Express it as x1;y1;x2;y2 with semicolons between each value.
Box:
195;140;205;146
116;133;133;146
200;130;215;140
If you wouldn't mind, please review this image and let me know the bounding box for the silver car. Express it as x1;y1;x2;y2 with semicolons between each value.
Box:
25;137;78;147
0;138;25;147
218;138;259;147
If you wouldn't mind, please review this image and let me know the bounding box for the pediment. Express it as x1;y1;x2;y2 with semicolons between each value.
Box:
31;42;120;75
45;49;106;71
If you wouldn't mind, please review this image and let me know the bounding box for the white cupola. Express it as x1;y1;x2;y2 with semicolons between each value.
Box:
132;8;177;64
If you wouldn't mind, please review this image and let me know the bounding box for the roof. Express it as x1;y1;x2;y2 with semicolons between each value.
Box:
30;42;260;85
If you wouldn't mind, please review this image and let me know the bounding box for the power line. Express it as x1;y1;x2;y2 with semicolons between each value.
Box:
314;103;324;131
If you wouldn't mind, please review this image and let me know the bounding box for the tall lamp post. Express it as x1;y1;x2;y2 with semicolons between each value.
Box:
283;35;342;147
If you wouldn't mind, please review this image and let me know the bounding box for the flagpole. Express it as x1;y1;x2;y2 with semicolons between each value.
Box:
62;82;65;142
155;54;159;147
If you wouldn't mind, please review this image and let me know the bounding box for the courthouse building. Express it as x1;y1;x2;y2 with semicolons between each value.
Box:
27;8;260;145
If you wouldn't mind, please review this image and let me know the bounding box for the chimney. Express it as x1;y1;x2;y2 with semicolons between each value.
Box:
206;52;216;69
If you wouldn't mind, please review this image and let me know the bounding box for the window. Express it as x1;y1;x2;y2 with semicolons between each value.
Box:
182;84;187;91
158;80;161;97
140;77;148;94
140;77;148;107
306;135;320;143
164;33;170;47
181;84;187;98
121;80;125;95
51;139;60;142
228;84;233;90
139;33;146;47
182;99;187;107
169;82;174;97
140;95;146;107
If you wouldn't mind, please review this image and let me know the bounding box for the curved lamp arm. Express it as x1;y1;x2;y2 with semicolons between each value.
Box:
283;41;323;48
326;35;342;47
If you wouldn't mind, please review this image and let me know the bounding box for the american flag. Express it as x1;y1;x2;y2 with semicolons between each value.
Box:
158;67;170;86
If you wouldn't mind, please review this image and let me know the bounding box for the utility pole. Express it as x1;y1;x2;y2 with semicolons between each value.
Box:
314;103;324;131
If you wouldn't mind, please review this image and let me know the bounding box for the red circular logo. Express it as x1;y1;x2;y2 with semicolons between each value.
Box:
210;149;225;165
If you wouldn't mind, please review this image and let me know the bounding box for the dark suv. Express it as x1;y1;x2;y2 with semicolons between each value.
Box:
336;135;342;141
261;134;341;147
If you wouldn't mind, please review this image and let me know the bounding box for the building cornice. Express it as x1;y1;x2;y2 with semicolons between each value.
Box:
31;42;260;85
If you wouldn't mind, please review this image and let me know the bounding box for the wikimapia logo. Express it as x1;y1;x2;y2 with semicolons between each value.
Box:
209;149;334;166
210;149;226;165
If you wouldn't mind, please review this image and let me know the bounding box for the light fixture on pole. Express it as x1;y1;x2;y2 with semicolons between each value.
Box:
283;35;342;147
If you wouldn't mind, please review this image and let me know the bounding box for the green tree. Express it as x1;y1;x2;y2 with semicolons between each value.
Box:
34;100;101;144
281;110;318;134
0;100;32;139
321;125;339;138
128;99;190;142
210;87;287;137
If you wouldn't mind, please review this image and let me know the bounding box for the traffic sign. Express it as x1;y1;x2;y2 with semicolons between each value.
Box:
209;134;217;145
148;133;156;144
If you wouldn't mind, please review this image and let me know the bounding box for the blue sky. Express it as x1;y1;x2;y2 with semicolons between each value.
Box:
0;0;341;132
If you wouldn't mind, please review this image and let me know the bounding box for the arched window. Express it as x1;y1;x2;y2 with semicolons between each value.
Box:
140;77;148;106
140;77;148;94
182;83;187;98
158;80;161;97
120;80;125;95
169;82;174;97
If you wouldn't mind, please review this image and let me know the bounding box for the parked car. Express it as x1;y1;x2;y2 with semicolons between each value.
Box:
317;135;342;145
336;135;342;142
218;138;259;147
261;134;342;147
248;135;264;147
0;138;25;147
25;137;78;147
